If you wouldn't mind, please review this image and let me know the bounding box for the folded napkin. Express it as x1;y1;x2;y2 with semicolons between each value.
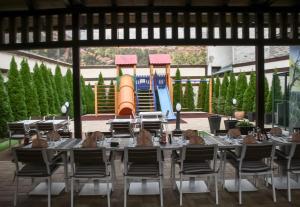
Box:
136;129;153;146
82;132;97;148
46;131;61;141
243;135;256;144
228;128;241;139
292;132;300;142
183;129;198;140
32;132;48;148
270;127;282;136
188;135;205;145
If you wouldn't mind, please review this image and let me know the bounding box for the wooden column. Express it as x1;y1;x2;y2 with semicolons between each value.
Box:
256;11;265;129
72;11;82;138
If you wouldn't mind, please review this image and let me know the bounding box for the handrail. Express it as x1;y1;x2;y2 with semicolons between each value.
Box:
152;77;157;111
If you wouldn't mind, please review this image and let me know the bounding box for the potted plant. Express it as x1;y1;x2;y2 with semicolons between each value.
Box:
236;120;254;135
208;114;221;134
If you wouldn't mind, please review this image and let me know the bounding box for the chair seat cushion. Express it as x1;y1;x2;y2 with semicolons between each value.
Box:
74;165;107;177
126;163;160;177
181;162;214;175
17;163;58;177
275;159;300;171
229;159;271;172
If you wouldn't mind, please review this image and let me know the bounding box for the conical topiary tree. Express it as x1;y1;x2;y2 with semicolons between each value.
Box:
197;78;207;110
212;76;220;113
97;72;106;112
55;65;66;106
49;69;60;114
33;63;49;116
235;72;247;111
81;75;87;114
7;57;27;120
273;72;283;103
184;79;195;111
0;73;13;138
64;76;73;116
264;76;269;111
242;72;256;112
265;89;272;113
217;72;229;114
20;59;41;117
40;63;55;114
204;81;210;112
107;80;115;111
224;72;236;116
85;83;95;114
119;69;123;76
173;68;183;109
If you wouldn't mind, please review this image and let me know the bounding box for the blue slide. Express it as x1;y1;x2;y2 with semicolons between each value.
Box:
157;86;176;120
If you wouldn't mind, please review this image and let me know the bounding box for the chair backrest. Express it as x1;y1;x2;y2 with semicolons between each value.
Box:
290;143;300;160
8;123;26;135
30;116;44;120
241;143;274;161
110;122;132;135
54;115;69;120
141;121;162;131
214;129;228;136
45;116;54;120
172;130;183;137
36;122;55;132
124;147;160;164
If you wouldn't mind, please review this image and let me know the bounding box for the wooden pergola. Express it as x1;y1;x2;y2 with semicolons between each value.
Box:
0;0;299;138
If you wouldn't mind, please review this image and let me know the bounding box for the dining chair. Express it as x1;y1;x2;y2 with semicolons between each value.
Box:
226;143;276;204
110;122;133;138
36;122;55;136
274;143;300;202
175;144;219;206
12;147;62;207
70;148;112;207
141;120;162;137
123;146;163;207
7;123;27;148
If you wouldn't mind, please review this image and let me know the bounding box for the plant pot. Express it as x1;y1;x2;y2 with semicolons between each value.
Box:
224;120;239;130
208;115;221;134
234;111;245;120
264;113;272;124
247;112;256;122
237;126;254;135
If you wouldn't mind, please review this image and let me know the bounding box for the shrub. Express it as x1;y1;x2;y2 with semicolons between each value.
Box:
7;57;27;120
197;78;207;110
224;72;236;116
173;68;183;108
0;73;13;138
85;84;95;114
217;72;229;114
33;63;49;116
97;72;106;111
55;65;66;106
242;72;256;112
204;80;210;112
235;72;247;111
40;63;56;114
20;59;41;117
212;76;220;113
107;80;115;111
49;70;60;114
80;75;87;114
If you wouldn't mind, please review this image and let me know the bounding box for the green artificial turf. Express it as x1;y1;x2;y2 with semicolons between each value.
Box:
0;139;18;152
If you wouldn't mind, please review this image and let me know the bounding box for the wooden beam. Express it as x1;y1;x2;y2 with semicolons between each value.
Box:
33;15;40;42
9;17;16;44
220;12;226;39
0;17;3;44
45;15;53;42
292;12;298;39
24;0;35;10
21;16;28;43
243;12;249;39
58;14;65;42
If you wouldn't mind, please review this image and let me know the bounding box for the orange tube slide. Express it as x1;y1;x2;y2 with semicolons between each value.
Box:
118;75;135;115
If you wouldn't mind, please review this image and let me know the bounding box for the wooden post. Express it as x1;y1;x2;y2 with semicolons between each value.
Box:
94;84;98;116
209;78;213;114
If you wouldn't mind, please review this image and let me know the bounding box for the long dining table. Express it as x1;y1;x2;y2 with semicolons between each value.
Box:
20;131;300;196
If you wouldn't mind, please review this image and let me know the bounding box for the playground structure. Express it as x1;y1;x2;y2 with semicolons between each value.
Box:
94;54;213;119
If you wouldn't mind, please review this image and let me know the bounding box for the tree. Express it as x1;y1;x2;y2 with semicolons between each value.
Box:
235;72;248;111
224;72;236;116
85;84;95;114
173;68;183;109
217;72;229;114
212;76;220;113
55;65;66;106
81;75;87;114
242;72;256;112
183;79;195;111
33;63;49;116
64;76;73;116
265;89;272;113
20;59;41;117
40;63;55;114
0;73;13;138
49;69;60;113
196;78;207;110
7;57;27;120
273;72;283;102
204;81;210;112
119;69;123;76
97;72;106;111
264;76;269;112
107;80;115;111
